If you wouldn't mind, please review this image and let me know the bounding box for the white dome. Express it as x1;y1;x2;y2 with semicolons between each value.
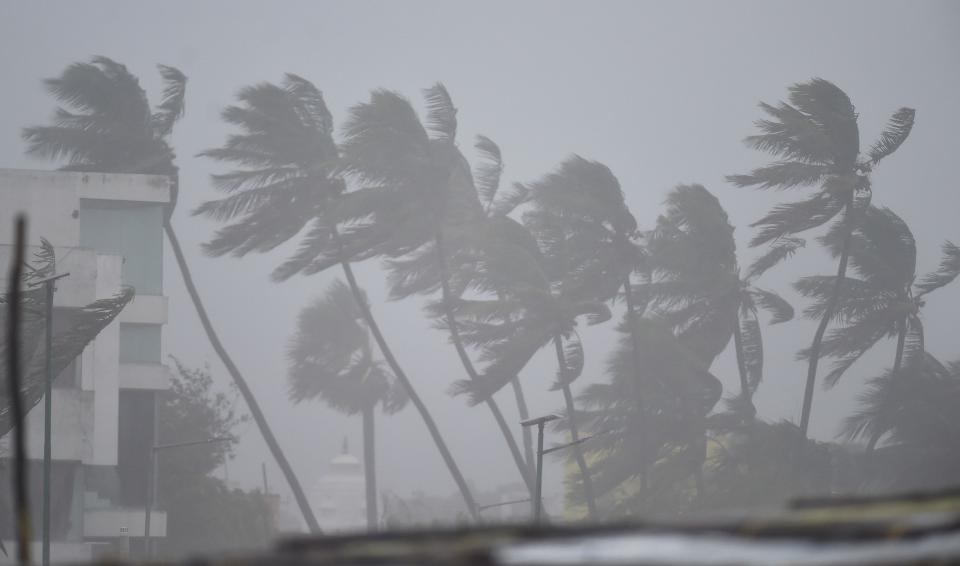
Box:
330;452;361;473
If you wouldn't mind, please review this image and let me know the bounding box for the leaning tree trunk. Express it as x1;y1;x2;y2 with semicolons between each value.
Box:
435;234;536;497
799;191;856;438
362;405;378;531
892;318;908;376
337;257;480;520
866;317;910;454
553;335;598;518
164;221;321;533
731;315;750;400
622;274;649;492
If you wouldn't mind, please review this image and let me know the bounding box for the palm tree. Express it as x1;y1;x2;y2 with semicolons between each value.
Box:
644;185;794;411
520;156;646;510
843;352;960;490
287;280;407;531
197;76;482;518
575;318;724;517
335;84;535;502
450;156;649;517
727;78;915;437
0;240;134;436
795;206;960;392
21;58;321;532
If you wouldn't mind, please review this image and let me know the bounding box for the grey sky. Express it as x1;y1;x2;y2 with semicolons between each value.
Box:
1;0;958;512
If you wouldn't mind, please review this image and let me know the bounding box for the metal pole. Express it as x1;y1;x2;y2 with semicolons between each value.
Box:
41;280;53;566
144;435;232;558
144;446;155;559
35;272;67;566
534;422;545;524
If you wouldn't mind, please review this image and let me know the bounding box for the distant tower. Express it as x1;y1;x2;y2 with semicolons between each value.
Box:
311;436;366;532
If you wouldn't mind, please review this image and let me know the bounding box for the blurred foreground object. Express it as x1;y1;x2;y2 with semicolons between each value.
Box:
92;487;960;565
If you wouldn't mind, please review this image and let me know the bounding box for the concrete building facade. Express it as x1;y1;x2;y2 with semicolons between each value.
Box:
0;169;172;562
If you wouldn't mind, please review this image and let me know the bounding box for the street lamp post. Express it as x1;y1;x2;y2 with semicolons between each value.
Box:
144;436;232;558
29;271;69;566
520;414;560;524
521;414;604;524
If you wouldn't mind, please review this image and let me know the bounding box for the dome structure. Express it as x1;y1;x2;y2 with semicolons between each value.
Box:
310;437;367;532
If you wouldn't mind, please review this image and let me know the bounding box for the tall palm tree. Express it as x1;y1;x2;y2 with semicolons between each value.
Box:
644;185;794;411
287;280;407;531
519;156;644;513
795;206;959;390
21;58;321;532
335;84;535;502
450;156;644;517
727;78;915;437
197;75;481;519
464;135;539;472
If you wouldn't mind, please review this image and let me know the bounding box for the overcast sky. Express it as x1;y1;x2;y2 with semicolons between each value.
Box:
1;0;958;518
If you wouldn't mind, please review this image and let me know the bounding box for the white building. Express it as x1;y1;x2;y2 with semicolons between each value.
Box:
0;169;172;562
312;439;367;532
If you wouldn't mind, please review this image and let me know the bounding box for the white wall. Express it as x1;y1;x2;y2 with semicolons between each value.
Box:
0;169;81;249
88;254;123;466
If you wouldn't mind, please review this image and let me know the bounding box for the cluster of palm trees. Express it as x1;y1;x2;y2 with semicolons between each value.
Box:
22;57;960;528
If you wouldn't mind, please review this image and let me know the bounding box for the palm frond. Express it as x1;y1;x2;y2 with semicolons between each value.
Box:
750;193;844;247
787;78;860;168
915;241;960;296
867;107;915;165
451;325;551;405
474;135;503;213
283;73;334;135
489;182;529;216
802;310;899;388
0;287;135;437
821;206;916;291
750;287;794;324
30;238;57;281
727;161;829;190
423;83;457;141
746;237;805;280
793;275;888;323
152;65;187;137
552;334;584;389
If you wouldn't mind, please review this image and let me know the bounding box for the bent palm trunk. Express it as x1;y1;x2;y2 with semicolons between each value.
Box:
554;335;598;518
338;258;480;520
164;221;321;533
622;275;648;492
435;235;536;497
799;192;856;438
732;316;750;399
511;377;535;473
867;319;910;454
362;406;378;531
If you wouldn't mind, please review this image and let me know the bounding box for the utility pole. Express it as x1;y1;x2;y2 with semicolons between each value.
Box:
29;271;69;566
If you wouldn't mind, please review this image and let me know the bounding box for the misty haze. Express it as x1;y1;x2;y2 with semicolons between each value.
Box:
0;1;958;564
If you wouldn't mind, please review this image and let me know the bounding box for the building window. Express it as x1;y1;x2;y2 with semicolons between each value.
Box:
119;324;162;364
79;200;164;295
117;390;156;507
